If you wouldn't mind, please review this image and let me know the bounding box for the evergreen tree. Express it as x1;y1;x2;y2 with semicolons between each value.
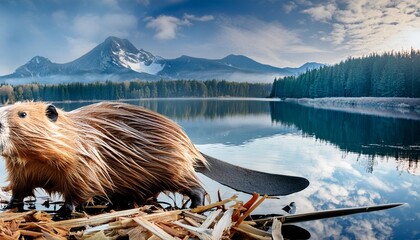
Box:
0;80;272;103
271;49;420;98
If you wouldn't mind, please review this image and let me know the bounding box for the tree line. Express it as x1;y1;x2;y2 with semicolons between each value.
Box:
0;79;272;104
57;99;271;120
269;101;419;166
271;49;420;98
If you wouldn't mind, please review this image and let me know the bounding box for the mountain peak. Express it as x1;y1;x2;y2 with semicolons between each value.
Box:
28;56;52;64
93;36;162;74
223;54;249;59
100;36;139;54
221;54;255;63
220;54;282;73
104;36;121;42
299;62;325;70
12;56;56;77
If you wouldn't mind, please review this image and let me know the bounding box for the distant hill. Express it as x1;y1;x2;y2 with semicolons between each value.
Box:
0;36;324;84
222;54;282;71
283;62;325;74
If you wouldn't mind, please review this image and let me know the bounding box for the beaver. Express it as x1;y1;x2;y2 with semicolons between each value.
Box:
0;101;207;216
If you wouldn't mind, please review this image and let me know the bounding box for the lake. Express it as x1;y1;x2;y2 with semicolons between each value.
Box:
1;98;419;239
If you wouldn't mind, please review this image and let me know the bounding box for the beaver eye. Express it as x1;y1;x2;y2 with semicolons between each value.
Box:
18;112;27;118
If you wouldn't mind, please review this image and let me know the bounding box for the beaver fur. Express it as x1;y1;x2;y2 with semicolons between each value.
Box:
0;101;207;215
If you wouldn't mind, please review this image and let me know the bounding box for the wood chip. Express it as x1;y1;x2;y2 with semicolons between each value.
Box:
48;208;141;228
191;195;238;213
0;193;275;239
134;216;176;240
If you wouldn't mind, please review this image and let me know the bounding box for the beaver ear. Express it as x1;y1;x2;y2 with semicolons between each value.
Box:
46;104;58;122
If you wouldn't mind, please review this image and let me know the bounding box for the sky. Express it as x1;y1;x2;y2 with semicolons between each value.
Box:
0;0;419;75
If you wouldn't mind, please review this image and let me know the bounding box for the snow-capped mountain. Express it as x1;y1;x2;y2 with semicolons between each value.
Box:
12;56;60;77
1;37;162;83
65;36;163;75
0;36;324;84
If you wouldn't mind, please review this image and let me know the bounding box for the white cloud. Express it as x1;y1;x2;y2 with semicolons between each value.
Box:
295;0;313;6
72;13;138;40
302;2;336;22
145;14;214;40
146;15;188;40
283;1;297;14
183;13;214;22
365;175;394;192
302;0;420;54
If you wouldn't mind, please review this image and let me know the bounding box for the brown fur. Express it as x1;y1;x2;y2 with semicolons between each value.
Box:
0;101;207;208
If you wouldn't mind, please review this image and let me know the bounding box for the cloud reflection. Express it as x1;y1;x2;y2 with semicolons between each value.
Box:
197;133;409;239
1;99;417;239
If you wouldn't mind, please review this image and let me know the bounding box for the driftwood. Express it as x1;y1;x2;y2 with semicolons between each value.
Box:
0;193;282;240
0;192;404;239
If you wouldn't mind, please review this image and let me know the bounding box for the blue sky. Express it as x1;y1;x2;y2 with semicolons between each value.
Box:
0;0;419;75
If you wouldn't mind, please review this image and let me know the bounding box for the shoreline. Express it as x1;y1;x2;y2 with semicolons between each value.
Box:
2;97;419;120
284;97;420;120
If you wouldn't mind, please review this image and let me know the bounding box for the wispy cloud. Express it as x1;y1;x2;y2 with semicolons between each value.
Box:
145;15;186;40
302;2;336;22
145;14;214;40
100;0;120;8
295;0;313;6
217;16;325;67
183;13;214;22
65;37;97;61
283;1;297;14
67;13;138;59
72;13;138;40
301;0;420;53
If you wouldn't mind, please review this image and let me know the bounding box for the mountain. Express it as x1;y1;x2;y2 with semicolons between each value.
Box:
220;54;291;74
158;55;242;80
0;36;324;84
158;55;295;82
65;36;163;76
11;56;61;77
1;37;161;84
284;62;325;74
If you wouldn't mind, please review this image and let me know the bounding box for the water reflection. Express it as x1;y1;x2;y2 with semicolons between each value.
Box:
269;101;420;173
197;129;417;239
1;99;418;239
57;99;420;173
57;98;271;120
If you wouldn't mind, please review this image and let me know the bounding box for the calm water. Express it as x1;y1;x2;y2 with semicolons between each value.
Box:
1;98;419;239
